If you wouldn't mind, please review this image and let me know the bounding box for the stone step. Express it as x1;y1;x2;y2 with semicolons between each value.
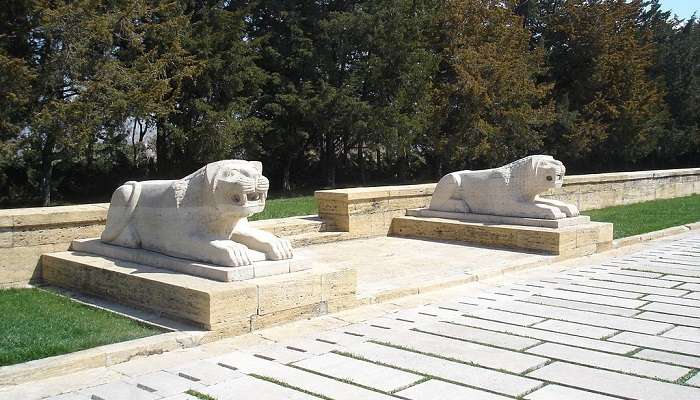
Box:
253;215;335;237
288;231;363;247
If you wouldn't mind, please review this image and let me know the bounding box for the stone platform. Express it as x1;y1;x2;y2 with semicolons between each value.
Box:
41;251;356;334
406;208;591;228
391;215;612;256
70;238;307;282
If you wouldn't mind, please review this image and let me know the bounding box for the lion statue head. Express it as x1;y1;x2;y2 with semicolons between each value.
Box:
511;155;566;198
202;160;270;217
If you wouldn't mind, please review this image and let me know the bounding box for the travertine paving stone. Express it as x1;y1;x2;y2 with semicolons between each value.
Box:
396;379;510;400
685;291;700;300
213;352;396;400
686;373;700;387
591;273;680;288
641;294;700;308
292;352;423;392
558;284;644;298
634;349;700;369
636;311;700;328
445;316;635;354
491;301;673;334
609;331;700;355
528;362;700;400
198;375;321;400
578;280;691;297
523;295;640;317
536;288;647;308
463;308;546;326
414;321;542;351
662;326;700;342
525;384;619;400
530;320;618;339
641;302;700;318
128;371;204;397
165;360;243;385
526;342;690;381
341;341;543;397
78;381;160;400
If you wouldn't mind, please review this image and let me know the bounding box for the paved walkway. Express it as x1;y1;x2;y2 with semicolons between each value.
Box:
3;232;700;400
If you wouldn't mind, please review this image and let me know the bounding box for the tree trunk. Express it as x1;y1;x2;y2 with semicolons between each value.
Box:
282;157;292;194
40;135;55;207
324;132;336;187
358;140;366;185
398;147;408;182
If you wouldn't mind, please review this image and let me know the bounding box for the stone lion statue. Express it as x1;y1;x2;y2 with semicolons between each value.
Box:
101;160;293;267
428;155;579;219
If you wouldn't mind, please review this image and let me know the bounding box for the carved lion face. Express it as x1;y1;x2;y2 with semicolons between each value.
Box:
206;160;270;217
532;155;566;191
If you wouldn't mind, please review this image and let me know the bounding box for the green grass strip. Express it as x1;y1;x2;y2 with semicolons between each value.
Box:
0;288;162;366
585;194;700;239
249;196;317;221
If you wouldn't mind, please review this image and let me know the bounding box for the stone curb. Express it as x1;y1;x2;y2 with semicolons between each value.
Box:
0;330;215;386
612;221;700;249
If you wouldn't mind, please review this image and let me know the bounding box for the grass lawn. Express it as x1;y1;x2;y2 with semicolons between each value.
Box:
0;288;162;366
585;194;700;239
249;195;317;221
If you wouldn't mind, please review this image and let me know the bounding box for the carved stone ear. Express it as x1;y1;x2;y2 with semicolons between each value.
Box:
205;161;223;192
250;161;263;174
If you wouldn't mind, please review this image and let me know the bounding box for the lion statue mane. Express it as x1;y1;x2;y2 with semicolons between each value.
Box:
101;160;292;267
428;155;579;219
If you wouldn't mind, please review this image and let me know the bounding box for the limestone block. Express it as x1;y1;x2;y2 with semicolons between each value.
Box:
429;155;579;219
321;268;357;301
0;242;69;285
10;204;108;227
347;213;388;235
256;271;323;315
0;227;11;248
348;199;389;215
621;179;655;204
251;302;328;331
391;216;610;256
13;224;104;247
41;251;259;329
387;196;431;211
317;199;349;216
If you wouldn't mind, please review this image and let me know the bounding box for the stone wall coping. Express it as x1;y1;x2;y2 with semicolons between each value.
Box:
315;167;700;201
0;203;110;228
563;167;700;185
315;183;436;201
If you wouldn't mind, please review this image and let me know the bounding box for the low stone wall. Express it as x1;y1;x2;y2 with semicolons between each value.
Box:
0;204;109;287
316;167;700;236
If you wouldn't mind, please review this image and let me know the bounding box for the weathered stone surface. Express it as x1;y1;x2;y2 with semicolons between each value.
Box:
527;362;700;400
526;342;690;380
292;353;423;392
396;379;510;400
391;216;611;256
407;209;590;228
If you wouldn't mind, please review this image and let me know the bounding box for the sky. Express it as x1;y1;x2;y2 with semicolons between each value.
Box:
659;0;698;19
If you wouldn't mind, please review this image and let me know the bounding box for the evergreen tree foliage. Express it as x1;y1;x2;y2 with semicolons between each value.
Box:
0;0;698;206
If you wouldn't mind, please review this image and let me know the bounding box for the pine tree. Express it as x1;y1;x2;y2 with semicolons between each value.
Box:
541;0;668;169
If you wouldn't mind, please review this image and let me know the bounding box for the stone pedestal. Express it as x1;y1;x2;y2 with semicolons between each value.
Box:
41;251;356;333
70;238;307;282
390;214;612;256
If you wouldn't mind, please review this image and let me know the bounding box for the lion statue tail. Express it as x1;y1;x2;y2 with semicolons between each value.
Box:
100;181;142;243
